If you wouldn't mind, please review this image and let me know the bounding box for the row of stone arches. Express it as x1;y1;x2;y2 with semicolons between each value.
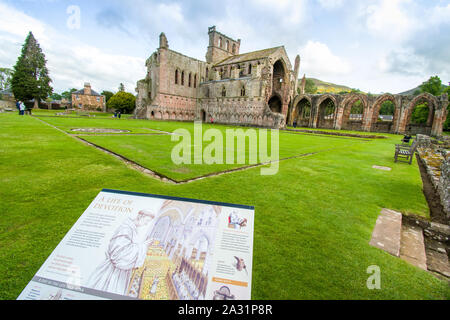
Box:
149;110;196;121
290;92;445;135
199;109;275;127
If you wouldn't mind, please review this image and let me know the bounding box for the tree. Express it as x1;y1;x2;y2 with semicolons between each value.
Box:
101;90;114;103
410;103;429;124
106;91;136;113
11;32;53;108
49;93;62;101
418;76;442;96
350;100;363;114
304;79;317;94
0;67;13;90
415;76;450;130
379;101;395;115
61;88;77;102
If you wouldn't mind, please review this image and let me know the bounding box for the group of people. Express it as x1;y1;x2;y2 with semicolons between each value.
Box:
113;111;122;119
15;101;26;115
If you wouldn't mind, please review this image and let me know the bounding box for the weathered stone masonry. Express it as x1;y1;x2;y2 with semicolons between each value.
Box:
135;26;448;136
290;92;448;136
135;26;299;129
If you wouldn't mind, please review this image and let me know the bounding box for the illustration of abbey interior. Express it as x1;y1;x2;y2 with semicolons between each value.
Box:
126;200;221;300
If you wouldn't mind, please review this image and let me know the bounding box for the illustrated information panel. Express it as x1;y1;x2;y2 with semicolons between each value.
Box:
18;189;255;300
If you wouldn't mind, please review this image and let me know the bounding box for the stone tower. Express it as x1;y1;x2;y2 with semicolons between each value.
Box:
205;26;240;64
159;32;169;49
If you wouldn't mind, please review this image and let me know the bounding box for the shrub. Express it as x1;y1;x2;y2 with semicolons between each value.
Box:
106;91;136;114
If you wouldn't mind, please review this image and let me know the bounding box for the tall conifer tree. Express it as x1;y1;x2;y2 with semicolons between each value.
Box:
11;32;52;108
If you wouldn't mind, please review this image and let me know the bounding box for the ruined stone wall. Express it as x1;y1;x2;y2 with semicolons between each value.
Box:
439;151;450;219
289;92;448;136
198;97;283;127
159;49;206;98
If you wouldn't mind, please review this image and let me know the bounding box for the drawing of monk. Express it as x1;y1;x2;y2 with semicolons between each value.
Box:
87;210;155;295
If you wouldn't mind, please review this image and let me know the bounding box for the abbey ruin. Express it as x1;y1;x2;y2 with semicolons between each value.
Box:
135;26;448;136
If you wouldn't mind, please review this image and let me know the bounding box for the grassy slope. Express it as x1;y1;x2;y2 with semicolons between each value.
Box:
0;113;448;300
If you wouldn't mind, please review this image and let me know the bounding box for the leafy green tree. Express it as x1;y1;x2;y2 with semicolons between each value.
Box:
107;91;136;113
11;32;53;108
418;76;442;96
61;88;77;102
350;100;363;114
101;90;114;103
414;76;450;130
50;93;62;101
379;101;395;115
410;103;429;124
304;79;317;94
0;67;13;90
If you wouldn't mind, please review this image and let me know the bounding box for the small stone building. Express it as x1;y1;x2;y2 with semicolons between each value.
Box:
72;83;106;111
135;26;301;128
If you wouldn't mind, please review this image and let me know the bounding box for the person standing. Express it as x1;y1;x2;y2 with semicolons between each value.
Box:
19;101;26;116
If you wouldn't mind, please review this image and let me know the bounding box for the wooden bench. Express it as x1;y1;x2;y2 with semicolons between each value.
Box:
394;139;418;164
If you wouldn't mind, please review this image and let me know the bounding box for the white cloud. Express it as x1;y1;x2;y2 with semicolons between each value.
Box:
317;0;344;9
299;41;351;77
362;0;416;42
378;47;428;76
0;2;145;93
250;0;307;26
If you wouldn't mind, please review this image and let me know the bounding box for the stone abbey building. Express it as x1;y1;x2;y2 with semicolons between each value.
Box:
135;26;448;136
135;26;300;129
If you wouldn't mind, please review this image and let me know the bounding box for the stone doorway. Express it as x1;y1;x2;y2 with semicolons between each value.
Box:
268;95;282;113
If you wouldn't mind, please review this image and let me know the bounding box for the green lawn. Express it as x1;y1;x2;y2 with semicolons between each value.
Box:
0;113;448;300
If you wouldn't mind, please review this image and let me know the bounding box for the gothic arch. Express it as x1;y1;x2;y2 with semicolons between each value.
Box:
402;92;438;135
292;95;313;127
340;93;368;130
369;94;398;133
317;95;338;129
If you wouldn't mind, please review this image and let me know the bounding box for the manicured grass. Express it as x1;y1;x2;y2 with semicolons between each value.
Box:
30;108;133;119
0;113;448;300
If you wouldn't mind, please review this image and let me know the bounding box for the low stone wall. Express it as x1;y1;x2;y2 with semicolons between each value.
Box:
0;99;16;110
416;134;450;220
439;151;450;218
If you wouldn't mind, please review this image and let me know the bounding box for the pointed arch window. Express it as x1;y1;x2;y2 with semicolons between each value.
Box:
181;71;185;86
175;69;179;84
188;73;192;87
241;85;246;97
194;74;197;88
221;86;226;97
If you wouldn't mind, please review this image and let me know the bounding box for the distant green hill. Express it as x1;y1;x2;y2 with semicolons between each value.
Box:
399;84;448;95
303;78;354;94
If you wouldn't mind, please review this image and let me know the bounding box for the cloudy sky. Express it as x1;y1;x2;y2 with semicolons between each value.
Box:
0;0;448;94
